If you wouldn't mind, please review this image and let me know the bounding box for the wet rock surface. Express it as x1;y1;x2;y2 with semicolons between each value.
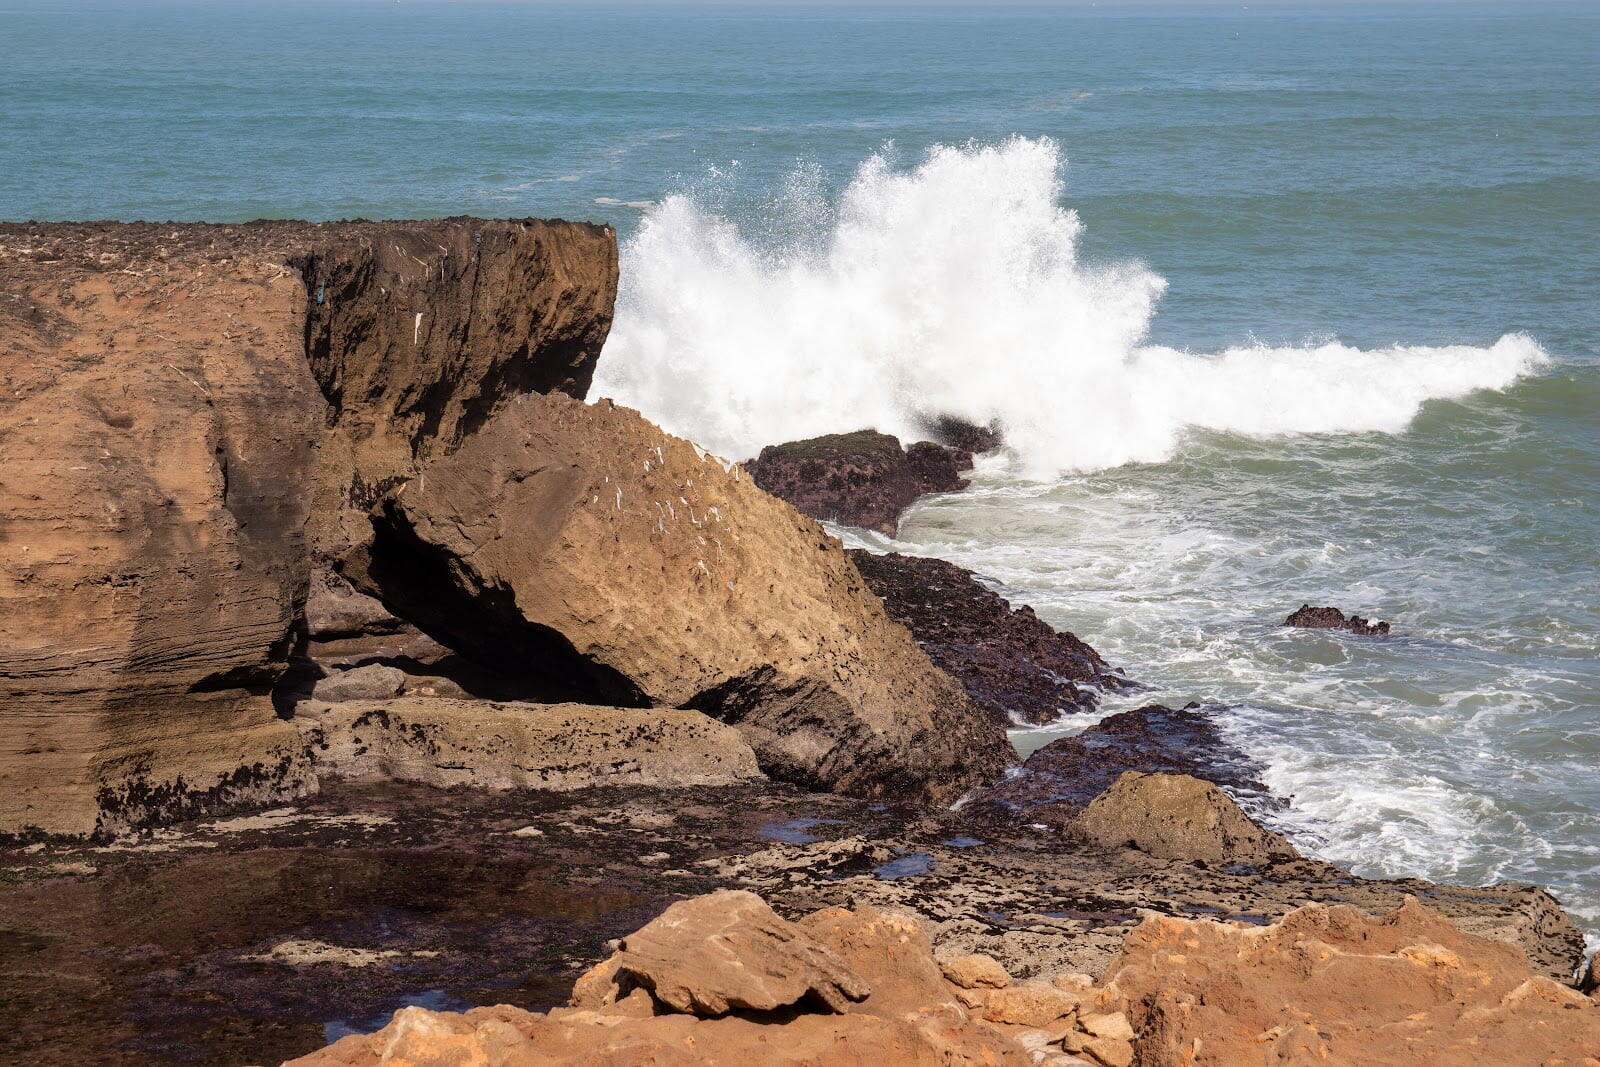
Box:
1285;603;1392;635
849;550;1127;725
969;703;1277;828
746;429;974;536
3;778;1579;1065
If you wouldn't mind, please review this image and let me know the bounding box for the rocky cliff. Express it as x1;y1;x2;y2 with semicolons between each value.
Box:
0;219;616;835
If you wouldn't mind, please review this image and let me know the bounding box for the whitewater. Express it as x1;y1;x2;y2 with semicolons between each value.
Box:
595;139;1547;475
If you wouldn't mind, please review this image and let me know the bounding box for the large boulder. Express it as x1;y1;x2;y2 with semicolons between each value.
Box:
345;392;1014;803
1105;898;1600;1066
746;429;973;536
0;219;616;835
299;698;762;791
849;550;1127;725
1069;771;1296;863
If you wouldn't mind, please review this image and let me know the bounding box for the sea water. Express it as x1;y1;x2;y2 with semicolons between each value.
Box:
4;1;1597;938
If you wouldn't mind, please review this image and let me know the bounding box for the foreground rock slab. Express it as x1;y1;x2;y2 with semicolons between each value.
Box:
347;391;1013;803
849;550;1126;725
746;429;974;536
1105;898;1600;1066
299;699;762;792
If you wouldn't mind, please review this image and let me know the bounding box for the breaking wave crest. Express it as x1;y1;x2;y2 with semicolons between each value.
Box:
595;137;1547;474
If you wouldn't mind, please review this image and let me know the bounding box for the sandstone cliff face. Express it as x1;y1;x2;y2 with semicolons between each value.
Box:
0;220;616;835
345;392;1015;803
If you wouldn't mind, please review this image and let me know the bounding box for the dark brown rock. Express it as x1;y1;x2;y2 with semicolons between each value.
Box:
345;392;1014;804
0;218;617;835
968;704;1276;829
1285;604;1391;635
921;415;1003;455
746;429;973;536
848;550;1126;725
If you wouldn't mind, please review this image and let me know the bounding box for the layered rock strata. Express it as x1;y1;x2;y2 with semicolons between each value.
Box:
849;549;1126;725
344;392;1014;803
746;429;974;536
0;219;616;835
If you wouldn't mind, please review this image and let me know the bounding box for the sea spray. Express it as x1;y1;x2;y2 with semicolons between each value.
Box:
595;137;1547;474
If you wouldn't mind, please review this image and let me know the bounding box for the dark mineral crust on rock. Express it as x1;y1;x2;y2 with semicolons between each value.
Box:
848;550;1127;725
968;703;1276;829
1285;604;1391;635
746;429;974;536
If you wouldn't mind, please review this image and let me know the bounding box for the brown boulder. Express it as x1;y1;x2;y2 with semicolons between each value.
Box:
1105;897;1600;1066
0;218;617;835
746;429;973;536
346;391;1014;803
1286;603;1392;635
848;550;1126;725
1070;771;1296;864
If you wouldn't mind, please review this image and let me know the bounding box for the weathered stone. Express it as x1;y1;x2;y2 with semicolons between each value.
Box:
1077;1012;1133;1041
1082;1035;1134;1067
0;218;618;835
746;429;972;536
608;889;870;1015
849;550;1125;725
969;703;1275;829
299;699;762;792
982;983;1082;1026
1285;603;1391;635
346;392;1013;803
1070;772;1297;864
308;664;406;703
939;952;1012;990
1104;897;1600;1066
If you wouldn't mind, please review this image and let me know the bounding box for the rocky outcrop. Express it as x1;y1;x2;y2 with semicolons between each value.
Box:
1285;603;1392;635
1068;772;1297;864
921;415;1002;455
298;699;761;792
969;703;1275;829
746;429;974;536
345;391;1014;803
1104;898;1600;1066
290;891;1038;1067
848;550;1126;725
0;219;617;835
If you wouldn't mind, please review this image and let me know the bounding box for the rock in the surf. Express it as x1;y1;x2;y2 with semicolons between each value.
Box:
746;429;973;536
344;391;1014;804
1285;604;1391;635
1069;771;1296;863
848;549;1126;725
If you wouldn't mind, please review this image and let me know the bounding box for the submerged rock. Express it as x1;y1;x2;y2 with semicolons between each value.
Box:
1285;603;1392;635
969;703;1275;829
849;550;1126;725
345;392;1014;804
1069;771;1297;864
746;429;973;536
1105;898;1600;1066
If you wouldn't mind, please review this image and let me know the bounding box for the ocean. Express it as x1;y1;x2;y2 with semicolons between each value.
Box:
5;0;1597;938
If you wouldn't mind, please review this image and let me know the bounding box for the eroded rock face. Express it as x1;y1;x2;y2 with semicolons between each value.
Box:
848;550;1125;725
288;892;1035;1067
1285;603;1392;635
1105;898;1600;1066
346;392;1014;803
0;219;617;835
746;429;973;536
1069;772;1297;864
969;703;1275;829
300;698;762;794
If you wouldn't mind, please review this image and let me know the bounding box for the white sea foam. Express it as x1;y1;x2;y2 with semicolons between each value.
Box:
594;137;1547;475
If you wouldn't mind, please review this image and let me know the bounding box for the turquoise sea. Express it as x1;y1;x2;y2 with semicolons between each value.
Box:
5;1;1598;940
